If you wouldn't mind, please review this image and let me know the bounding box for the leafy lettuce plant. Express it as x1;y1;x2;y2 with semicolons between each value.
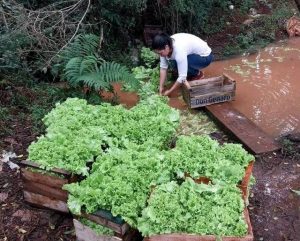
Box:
137;179;247;237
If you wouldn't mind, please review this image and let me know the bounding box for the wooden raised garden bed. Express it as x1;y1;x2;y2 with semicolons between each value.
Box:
81;209;130;236
143;208;253;241
238;161;254;200
20;160;78;213
73;218;140;241
182;74;236;108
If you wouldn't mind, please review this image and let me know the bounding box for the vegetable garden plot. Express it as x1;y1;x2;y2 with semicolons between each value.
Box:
138;181;253;241
143;208;253;241
20;160;78;213
73;219;141;241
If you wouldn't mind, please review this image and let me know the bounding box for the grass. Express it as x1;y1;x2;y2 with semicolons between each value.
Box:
222;2;296;57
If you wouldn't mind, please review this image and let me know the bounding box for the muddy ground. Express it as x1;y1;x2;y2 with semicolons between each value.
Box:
0;115;299;241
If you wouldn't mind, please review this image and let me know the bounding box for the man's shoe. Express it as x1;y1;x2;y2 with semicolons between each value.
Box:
187;71;204;81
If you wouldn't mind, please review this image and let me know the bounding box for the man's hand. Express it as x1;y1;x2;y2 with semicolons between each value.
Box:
163;89;172;96
159;86;165;95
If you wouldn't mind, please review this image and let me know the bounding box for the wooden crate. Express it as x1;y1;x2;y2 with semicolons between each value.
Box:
238;161;254;200
143;208;253;241
20;160;77;213
81;209;130;236
73;219;141;241
182;74;236;108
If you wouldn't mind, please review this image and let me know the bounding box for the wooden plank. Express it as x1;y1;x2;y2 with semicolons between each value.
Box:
83;213;130;235
21;168;68;188
190;84;234;97
23;191;69;213
205;102;281;154
23;181;68;201
74;219;140;241
93;209;125;225
20;160;72;176
189;76;224;87
144;208;253;241
74;219;122;241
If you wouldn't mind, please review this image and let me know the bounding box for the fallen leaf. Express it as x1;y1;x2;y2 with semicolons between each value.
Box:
18;228;27;234
291;189;300;196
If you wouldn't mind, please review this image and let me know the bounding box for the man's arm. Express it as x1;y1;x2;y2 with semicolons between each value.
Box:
163;55;187;96
159;68;168;95
163;81;181;96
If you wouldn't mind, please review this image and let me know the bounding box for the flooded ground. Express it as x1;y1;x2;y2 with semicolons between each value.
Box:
205;37;300;138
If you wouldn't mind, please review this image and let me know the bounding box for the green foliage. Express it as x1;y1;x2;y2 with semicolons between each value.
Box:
131;66;160;98
53;34;100;76
53;34;139;93
94;0;147;29
0;107;13;137
223;2;295;56
79;218;114;235
0;107;11;122
163;135;254;184
28;96;180;174
65;58;138;91
64;147;171;226
140;47;159;68
154;0;255;35
0;30;33;75
138;179;247;236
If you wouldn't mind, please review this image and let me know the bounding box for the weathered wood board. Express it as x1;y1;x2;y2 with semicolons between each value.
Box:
73;219;140;241
205;102;281;154
20;160;77;213
182;74;236;108
82;212;129;235
143;208;253;241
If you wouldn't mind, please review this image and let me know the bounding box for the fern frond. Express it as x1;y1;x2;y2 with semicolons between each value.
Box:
58;34;99;64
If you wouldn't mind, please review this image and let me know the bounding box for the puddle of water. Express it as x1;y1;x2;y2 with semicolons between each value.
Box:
106;38;300;137
204;37;300;137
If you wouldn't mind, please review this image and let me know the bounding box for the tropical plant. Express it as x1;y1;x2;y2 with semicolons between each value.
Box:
53;34;139;92
64;57;138;91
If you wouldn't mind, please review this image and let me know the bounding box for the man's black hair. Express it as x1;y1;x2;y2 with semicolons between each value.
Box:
152;33;173;50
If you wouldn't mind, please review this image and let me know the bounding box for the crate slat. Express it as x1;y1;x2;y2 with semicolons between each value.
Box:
82;213;130;235
20;161;78;213
20;160;71;176
74;219;122;241
189;76;224;87
73;219;141;241
23;191;69;213
23;181;68;201
190;91;235;108
21;168;68;189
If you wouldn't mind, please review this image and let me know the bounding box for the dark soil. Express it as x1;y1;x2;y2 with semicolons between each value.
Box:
1;109;300;241
250;151;300;241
